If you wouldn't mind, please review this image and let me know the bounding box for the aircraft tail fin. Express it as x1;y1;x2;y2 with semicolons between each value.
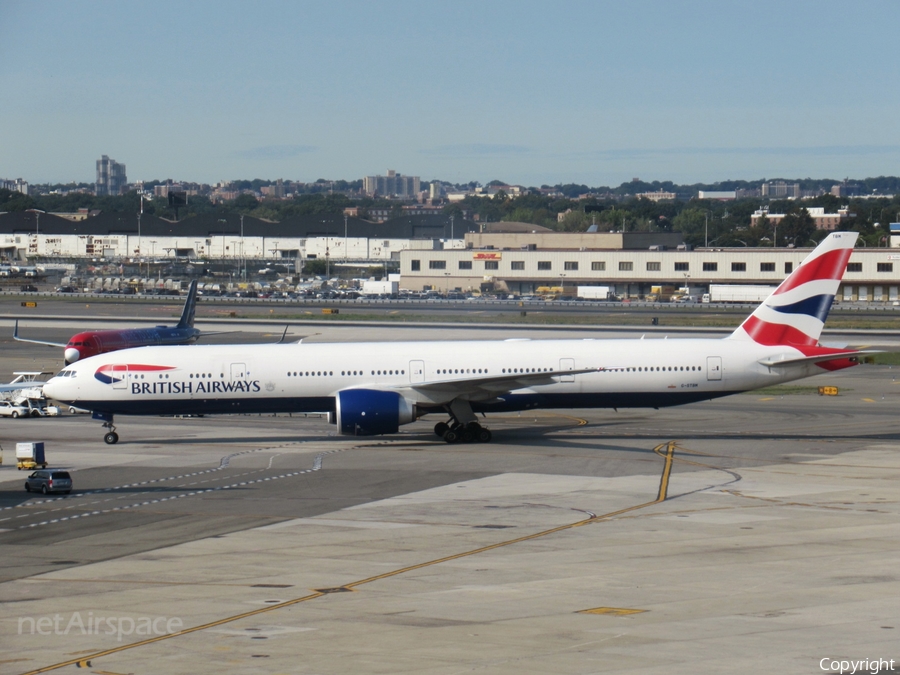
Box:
177;280;199;329
728;231;858;347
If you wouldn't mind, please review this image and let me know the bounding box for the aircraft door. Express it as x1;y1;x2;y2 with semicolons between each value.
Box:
230;363;247;382
559;358;575;383
111;365;128;390
707;356;722;381
409;360;425;384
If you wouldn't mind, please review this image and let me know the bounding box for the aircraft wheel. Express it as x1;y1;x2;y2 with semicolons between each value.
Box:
104;432;119;445
443;428;459;444
434;422;449;437
460;426;476;443
477;428;492;443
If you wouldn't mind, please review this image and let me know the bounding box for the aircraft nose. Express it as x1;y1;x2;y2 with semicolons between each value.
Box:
42;378;61;401
64;348;81;363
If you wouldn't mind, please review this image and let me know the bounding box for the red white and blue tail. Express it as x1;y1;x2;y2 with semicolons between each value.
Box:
729;231;858;348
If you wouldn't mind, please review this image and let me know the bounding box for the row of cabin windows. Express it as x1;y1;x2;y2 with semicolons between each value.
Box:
287;370;407;377
610;365;703;373
437;368;488;375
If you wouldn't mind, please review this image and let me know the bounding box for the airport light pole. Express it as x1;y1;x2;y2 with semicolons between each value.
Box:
27;208;45;240
344;213;348;262
240;214;245;280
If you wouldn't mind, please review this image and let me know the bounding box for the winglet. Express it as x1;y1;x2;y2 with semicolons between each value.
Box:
12;319;66;348
177;280;199;329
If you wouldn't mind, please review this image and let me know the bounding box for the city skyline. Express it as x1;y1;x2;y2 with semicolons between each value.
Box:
2;1;899;187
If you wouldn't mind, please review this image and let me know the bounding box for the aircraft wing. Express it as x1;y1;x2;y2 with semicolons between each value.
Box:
13;320;66;348
395;367;600;404
757;350;879;367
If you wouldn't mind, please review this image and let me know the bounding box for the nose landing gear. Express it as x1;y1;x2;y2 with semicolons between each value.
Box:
94;412;119;444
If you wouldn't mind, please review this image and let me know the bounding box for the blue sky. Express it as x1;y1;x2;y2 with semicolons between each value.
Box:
2;0;899;187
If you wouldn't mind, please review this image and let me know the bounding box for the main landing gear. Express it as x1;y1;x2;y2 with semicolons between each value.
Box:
433;420;492;444
434;399;493;444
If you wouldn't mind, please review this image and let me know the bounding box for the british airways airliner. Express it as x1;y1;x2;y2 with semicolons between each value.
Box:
43;232;868;445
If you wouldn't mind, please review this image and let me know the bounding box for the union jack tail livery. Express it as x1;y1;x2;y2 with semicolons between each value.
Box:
729;231;858;348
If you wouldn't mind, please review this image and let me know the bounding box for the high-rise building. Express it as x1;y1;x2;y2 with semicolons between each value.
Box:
96;155;127;196
0;178;28;194
363;169;420;198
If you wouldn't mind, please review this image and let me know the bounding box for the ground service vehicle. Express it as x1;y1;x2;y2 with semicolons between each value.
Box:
704;284;778;303
576;286;612;300
24;470;72;494
646;285;676;302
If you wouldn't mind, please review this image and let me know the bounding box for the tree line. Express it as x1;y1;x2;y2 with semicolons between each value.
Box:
3;181;899;248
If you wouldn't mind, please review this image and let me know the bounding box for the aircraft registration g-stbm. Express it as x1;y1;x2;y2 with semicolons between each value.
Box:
44;232;869;445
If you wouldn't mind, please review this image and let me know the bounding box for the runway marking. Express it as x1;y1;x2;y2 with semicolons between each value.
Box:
862;398;876;402
16;440;680;675
758;397;775;401
0;448;268;514
7;449;344;532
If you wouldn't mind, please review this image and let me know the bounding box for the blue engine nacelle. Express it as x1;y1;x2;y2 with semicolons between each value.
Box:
335;389;417;436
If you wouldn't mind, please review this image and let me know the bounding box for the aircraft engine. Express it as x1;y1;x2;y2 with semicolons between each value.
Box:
335;389;416;436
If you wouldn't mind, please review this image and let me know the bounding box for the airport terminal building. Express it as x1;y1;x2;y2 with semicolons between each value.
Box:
399;231;900;303
1;211;898;302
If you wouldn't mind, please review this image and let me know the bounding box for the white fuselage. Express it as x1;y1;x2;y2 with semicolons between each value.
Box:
43;336;819;418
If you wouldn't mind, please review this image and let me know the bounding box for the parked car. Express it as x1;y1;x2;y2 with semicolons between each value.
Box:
0;401;28;418
24;470;72;494
20;284;38;292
